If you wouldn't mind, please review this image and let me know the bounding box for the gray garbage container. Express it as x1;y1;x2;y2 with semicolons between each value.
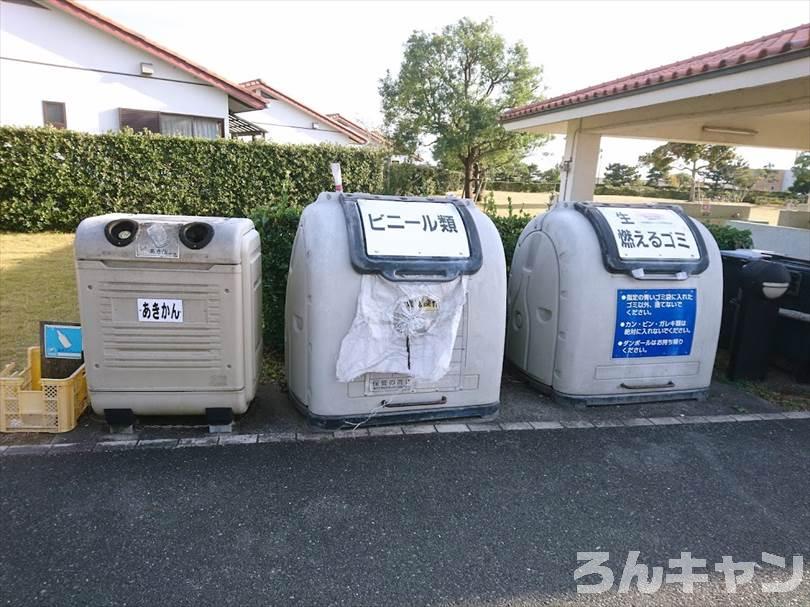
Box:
506;202;722;405
75;214;262;423
285;192;506;428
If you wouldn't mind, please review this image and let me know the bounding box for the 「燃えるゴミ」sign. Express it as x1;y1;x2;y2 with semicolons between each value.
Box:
357;199;470;258
137;298;183;323
596;207;700;261
613;289;696;358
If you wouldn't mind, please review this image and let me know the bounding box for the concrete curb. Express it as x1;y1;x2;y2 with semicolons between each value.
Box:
2;411;809;457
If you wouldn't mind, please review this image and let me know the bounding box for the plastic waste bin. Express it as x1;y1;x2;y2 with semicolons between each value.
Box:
506;202;722;405
75;214;262;424
285;192;505;428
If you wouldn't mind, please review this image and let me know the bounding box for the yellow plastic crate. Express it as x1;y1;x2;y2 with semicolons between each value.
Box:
0;347;88;433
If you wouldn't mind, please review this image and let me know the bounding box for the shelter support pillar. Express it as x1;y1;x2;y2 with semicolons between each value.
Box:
559;120;601;202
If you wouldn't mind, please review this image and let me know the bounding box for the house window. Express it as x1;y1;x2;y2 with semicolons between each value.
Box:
119;109;223;139
119;108;159;133
42;101;66;129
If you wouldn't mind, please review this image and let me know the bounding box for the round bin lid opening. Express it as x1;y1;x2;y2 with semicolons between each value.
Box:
179;222;215;250
104;219;138;247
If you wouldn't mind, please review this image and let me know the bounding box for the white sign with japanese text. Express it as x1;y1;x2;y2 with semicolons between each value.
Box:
357;200;470;258
137;298;183;323
597;207;700;261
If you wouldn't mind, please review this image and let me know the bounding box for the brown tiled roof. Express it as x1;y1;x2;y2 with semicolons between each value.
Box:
43;0;265;110
502;23;810;122
240;80;367;144
328;113;389;146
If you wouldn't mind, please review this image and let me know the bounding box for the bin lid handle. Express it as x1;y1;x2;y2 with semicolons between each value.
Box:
631;268;688;281
382;268;460;283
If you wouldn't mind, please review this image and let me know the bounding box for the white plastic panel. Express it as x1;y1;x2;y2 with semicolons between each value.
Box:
357;199;470;258
597;207;700;261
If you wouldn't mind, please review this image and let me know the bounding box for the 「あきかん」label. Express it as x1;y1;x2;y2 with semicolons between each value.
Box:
613;289;696;358
137;298;183;323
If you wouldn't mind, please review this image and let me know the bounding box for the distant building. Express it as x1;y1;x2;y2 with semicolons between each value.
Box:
0;0;264;137
748;168;796;193
235;79;378;146
1;0;392;148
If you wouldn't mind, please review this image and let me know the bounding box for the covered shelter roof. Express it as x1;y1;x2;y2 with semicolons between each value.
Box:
502;24;810;150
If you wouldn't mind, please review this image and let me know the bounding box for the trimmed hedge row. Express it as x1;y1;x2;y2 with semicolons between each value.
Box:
488;180;556;193
704;223;753;250
0;126;388;232
251;203;303;353
594;184;690;200
383;163;463;196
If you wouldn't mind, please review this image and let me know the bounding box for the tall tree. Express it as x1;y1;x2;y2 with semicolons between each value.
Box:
638;143;742;201
602;163;640;187
638;146;674;186
703;147;747;197
380;18;544;199
789;152;810;196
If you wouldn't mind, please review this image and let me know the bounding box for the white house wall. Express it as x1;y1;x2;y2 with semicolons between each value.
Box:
238;103;356;145
0;0;229;134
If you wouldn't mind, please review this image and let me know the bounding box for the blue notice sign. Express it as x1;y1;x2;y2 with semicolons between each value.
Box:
43;324;83;359
613;289;696;359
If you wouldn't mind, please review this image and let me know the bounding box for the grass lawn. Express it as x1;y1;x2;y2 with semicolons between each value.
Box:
0;232;78;368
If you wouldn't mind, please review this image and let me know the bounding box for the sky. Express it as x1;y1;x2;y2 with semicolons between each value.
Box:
84;0;809;172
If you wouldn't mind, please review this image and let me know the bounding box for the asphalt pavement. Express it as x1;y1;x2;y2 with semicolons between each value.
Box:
1;420;809;606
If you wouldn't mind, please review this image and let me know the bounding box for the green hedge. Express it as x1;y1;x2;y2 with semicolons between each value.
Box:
382;163;462;196
703;223;753;250
594;184;690;200
488;213;531;271
0;126;387;232
487;180;556;193
251;202;303;353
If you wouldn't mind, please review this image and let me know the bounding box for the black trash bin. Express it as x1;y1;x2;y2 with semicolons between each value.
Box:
720;250;810;382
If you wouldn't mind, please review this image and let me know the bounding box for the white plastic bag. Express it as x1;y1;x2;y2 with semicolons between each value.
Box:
336;275;468;382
